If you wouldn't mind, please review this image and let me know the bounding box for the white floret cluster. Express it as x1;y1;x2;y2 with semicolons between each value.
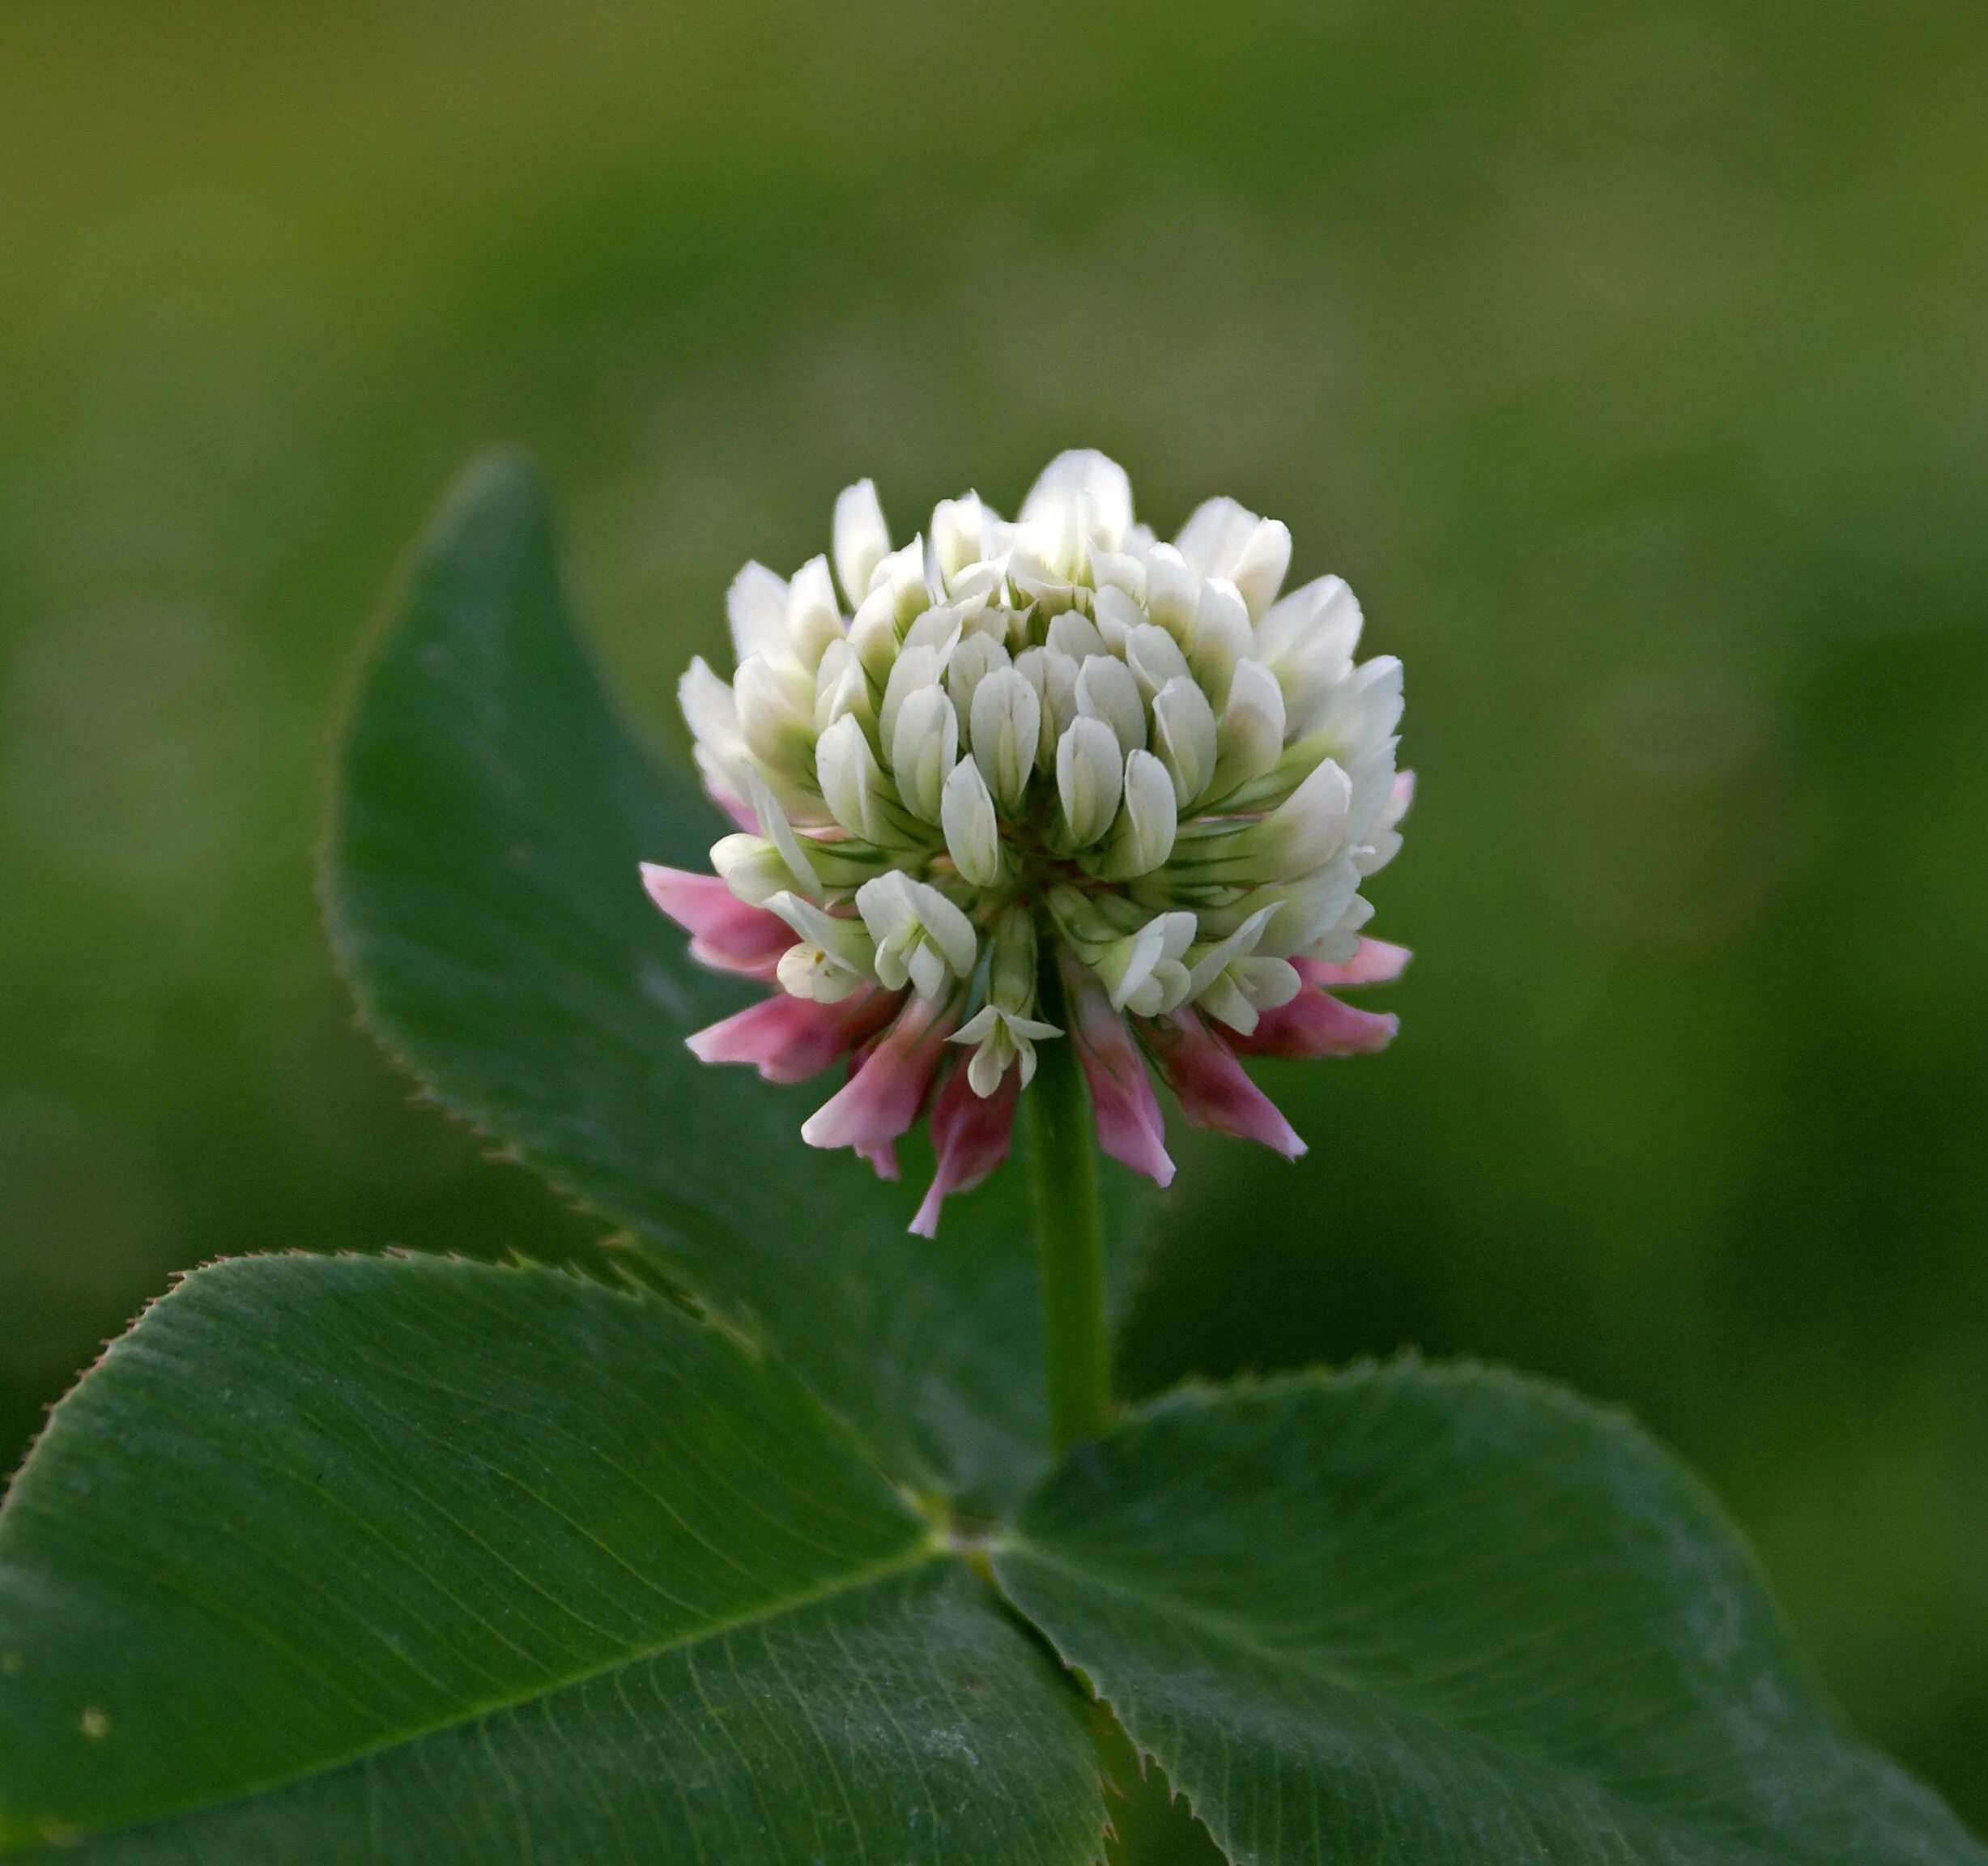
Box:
679;449;1407;1098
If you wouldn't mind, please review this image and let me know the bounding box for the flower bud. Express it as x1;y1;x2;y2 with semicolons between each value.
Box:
1015;647;1078;770
1175;496;1292;620
1093;748;1178;880
902;603;964;658
734;653;817;781
986;903;1039;1014
1143;543;1198;641
832;479;891;608
930;493;994;589
1187;579;1251;709
1151;676;1217;807
711;833;807;908
941;756;1003;888
744;769;824;898
871;536;934;629
785;555;844;671
1075;653;1147;754
857;871;979;999
1056;715;1125;848
1125;624;1192;703
1089;545;1147;603
679;656;750;803
815;714;889;841
1090;584;1143;653
889;684;958;825
1242;756;1352;880
812;638;872;736
727;562;793;667
1019;448;1134;560
1046;612;1108;662
849;587;903;688
1305;654;1404;765
971;667;1041;815
1300;889;1376;964
1210;655;1285;799
946;630;1011;730
1355;769;1415;876
1255;576;1362;738
879;645;944;752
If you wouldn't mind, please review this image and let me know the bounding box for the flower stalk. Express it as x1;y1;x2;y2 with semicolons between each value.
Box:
1025;947;1113;1453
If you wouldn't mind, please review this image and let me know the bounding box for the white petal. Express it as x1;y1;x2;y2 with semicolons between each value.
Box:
1105;748;1178;878
970;666;1041;816
832;479;891;608
941;756;1003;887
946;631;1011;732
1020;449;1134;554
889;684;959;823
785;555;844;671
909;879;980;978
1015;646;1078;769
1151;676;1218;807
1075;653;1147;754
727;562;792;667
1124;624;1191;701
815;714;885;841
744;769;823;899
1056;714;1125;847
879;644;944;752
1211;656;1287;798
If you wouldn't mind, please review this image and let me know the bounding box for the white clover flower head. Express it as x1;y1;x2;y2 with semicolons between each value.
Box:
644;451;1412;1230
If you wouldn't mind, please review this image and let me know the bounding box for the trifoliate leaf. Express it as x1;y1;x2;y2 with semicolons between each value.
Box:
997;1364;1986;1865
0;1254;1100;1860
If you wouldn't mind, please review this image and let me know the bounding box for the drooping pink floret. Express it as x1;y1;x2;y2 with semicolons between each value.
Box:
800;993;959;1155
1296;939;1412;990
910;1063;1021;1237
1064;959;1176;1189
641;863;793;979
1146;1008;1308;1161
685;988;897;1084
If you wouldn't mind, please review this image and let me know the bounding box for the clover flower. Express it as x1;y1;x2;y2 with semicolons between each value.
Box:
643;451;1411;1233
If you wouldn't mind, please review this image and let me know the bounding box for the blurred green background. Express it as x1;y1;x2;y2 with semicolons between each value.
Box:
3;0;1985;1824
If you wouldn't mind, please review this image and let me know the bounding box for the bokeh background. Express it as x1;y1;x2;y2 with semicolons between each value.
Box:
3;0;1985;1823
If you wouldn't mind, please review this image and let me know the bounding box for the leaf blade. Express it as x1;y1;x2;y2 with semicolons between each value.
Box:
0;1254;1100;1860
996;1364;1986;1865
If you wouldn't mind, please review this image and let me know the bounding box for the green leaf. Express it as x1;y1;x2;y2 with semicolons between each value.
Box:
996;1364;1987;1865
0;1253;1101;1860
321;451;1150;1511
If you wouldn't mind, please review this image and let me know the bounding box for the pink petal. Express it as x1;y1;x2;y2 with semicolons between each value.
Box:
801;994;960;1154
1228;990;1398;1059
1391;768;1416;815
1064;956;1176;1189
641;863;794;978
1145;1008;1307;1160
855;1139;901;1182
686;987;897;1084
909;1063;1022;1237
1293;939;1412;991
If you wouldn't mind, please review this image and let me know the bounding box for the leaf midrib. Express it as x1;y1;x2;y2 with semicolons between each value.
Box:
996;1539;1811;1866
13;1540;949;1855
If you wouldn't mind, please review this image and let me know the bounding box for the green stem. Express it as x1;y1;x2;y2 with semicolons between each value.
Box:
1027;951;1113;1455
